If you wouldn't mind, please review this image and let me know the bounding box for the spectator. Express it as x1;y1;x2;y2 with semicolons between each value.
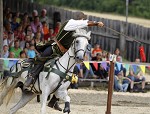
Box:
77;47;97;79
9;40;22;58
31;16;43;34
127;58;146;93
14;25;25;41
20;51;27;58
40;9;49;27
42;21;49;42
31;10;38;22
92;53;108;79
3;7;11;19
47;28;55;42
11;15;19;31
25;25;34;39
92;53;102;61
27;44;36;58
34;32;43;46
35;25;44;41
3;22;14;47
115;71;131;92
102;51;107;61
24;42;30;54
21;12;30;31
114;48;126;77
4;12;12;26
4;31;14;47
8;51;15;58
3;45;9;58
92;43;102;58
114;48;122;62
25;35;32;43
15;11;21;24
53;22;61;36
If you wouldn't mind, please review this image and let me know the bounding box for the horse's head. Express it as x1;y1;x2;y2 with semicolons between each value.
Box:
72;29;91;63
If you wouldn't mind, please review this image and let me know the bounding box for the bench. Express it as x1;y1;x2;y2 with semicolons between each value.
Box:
78;78;108;88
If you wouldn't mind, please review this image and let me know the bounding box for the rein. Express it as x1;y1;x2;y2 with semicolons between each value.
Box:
57;36;87;74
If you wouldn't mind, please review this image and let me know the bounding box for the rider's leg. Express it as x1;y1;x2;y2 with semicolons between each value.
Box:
47;95;62;111
24;64;43;87
41;46;53;57
24;46;53;87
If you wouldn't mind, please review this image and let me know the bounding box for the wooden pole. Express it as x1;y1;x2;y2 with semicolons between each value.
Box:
0;0;3;73
119;22;126;58
105;61;115;114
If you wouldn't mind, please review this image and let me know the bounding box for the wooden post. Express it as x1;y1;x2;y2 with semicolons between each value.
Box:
0;0;3;76
105;60;115;114
119;22;126;58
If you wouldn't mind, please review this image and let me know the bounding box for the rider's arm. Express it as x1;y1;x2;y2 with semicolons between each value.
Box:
64;19;104;31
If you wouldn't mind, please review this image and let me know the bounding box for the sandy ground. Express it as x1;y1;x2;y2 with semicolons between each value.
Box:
0;89;150;114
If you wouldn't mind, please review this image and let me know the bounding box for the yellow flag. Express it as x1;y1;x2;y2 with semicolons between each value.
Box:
83;61;90;70
140;65;145;74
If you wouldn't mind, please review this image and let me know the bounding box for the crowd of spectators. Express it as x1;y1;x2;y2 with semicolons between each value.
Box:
2;7;61;59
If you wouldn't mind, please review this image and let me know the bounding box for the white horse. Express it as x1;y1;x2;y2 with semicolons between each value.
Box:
0;29;91;114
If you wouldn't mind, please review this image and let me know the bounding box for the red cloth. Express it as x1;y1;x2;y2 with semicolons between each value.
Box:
139;46;146;62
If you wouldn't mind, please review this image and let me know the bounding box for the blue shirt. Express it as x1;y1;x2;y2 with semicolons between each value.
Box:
27;50;36;58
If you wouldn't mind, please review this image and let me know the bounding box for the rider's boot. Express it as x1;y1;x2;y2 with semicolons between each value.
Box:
24;64;43;87
48;95;62;111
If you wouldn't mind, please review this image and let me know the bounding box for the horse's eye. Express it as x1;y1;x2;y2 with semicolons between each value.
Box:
76;40;79;44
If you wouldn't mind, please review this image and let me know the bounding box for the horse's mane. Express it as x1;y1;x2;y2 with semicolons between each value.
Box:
73;29;91;40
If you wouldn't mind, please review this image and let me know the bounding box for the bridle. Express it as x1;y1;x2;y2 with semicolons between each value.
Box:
57;36;89;74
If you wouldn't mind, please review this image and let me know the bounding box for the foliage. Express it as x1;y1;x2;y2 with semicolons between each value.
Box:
34;0;150;19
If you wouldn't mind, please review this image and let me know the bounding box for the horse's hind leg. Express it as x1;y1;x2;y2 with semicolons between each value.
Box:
10;90;36;114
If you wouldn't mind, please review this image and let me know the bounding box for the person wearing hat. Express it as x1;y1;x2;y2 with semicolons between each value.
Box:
24;11;104;110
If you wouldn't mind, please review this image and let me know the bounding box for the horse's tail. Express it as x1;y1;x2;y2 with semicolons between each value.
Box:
0;77;18;106
0;77;8;91
4;83;16;106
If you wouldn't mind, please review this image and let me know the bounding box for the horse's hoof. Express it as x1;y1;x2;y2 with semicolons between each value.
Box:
63;112;70;114
63;107;70;114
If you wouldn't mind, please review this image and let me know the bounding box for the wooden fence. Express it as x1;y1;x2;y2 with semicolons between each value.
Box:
3;0;150;62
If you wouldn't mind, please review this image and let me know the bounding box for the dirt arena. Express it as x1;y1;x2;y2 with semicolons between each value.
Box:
0;89;150;114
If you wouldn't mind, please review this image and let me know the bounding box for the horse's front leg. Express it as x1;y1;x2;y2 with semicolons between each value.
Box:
55;82;71;114
41;85;51;114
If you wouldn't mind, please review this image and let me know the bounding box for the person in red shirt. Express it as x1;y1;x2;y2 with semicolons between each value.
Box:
92;43;102;58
